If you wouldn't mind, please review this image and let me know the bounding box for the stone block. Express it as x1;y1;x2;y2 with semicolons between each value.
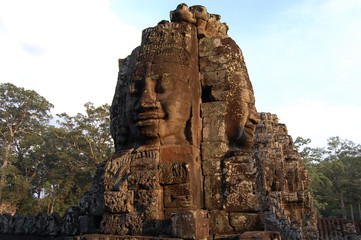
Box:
164;208;183;219
130;154;159;171
159;145;194;163
202;157;221;175
6;214;15;234
203;115;227;142
34;213;48;235
100;213;128;235
204;175;222;210
171;210;209;239
211;89;230;101
229;213;264;233
255;150;270;161
239;231;281;240
255;133;274;144
104;160;131;192
205;17;222;38
201;70;228;86
104;191;134;213
0;214;12;233
23;215;35;235
14;214;25;234
199;55;227;72
297;191;311;203
223;177;260;211
128;170;160;190
201;141;229;159
199;37;222;57
201;101;227;117
61;207;81;236
196;19;207;38
134;190;164;220
223;151;254;163
46;213;62;236
159;162;189;185
285;151;300;162
125;212;143;235
283;192;299;203
142;219;172;236
209;210;234;235
78;215;90;235
164;183;192;208
223;161;256;177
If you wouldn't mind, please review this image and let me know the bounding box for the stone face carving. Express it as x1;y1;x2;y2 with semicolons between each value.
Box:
104;3;318;240
111;21;201;150
0;3;321;240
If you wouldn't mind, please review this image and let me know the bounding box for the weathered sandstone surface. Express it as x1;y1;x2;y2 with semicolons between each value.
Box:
0;4;320;240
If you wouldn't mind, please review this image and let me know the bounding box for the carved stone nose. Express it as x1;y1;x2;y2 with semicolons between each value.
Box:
140;77;157;109
140;94;157;109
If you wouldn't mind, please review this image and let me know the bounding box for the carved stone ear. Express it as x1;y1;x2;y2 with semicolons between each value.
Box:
118;126;130;147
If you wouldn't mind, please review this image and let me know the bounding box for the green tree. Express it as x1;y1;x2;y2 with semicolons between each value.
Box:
296;136;361;219
36;102;113;214
295;137;331;214
1;83;113;214
321;137;361;219
0;83;53;204
57;102;113;166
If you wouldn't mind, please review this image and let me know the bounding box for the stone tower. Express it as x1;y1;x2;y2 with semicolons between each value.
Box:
100;4;318;240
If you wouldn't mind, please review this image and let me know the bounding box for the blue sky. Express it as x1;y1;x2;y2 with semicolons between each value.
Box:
0;0;360;147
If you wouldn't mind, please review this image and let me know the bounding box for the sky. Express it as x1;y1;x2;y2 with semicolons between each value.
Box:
0;0;360;148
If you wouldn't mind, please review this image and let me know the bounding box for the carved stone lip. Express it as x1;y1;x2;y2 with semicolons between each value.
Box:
136;118;161;126
136;111;166;126
137;111;166;120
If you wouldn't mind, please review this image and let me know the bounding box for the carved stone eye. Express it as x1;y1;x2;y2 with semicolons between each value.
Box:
156;74;173;94
129;80;144;96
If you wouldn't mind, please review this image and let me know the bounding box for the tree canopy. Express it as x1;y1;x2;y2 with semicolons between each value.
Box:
295;136;361;220
0;83;112;214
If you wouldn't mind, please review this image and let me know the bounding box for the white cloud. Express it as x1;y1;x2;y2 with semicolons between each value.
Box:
275;99;361;147
247;0;361;108
322;0;361;16
0;0;141;115
245;0;361;148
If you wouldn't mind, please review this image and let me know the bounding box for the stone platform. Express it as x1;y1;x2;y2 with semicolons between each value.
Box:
68;231;281;240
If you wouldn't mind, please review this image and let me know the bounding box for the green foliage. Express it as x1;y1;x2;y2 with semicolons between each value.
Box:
33;102;113;215
56;102;113;166
0;83;53;207
0;83;112;214
296;136;361;219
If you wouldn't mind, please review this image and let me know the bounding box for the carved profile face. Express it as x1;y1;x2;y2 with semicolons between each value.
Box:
240;109;259;149
225;71;259;150
125;59;192;147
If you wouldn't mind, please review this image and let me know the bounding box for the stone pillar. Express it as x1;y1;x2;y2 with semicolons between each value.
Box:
196;11;262;238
